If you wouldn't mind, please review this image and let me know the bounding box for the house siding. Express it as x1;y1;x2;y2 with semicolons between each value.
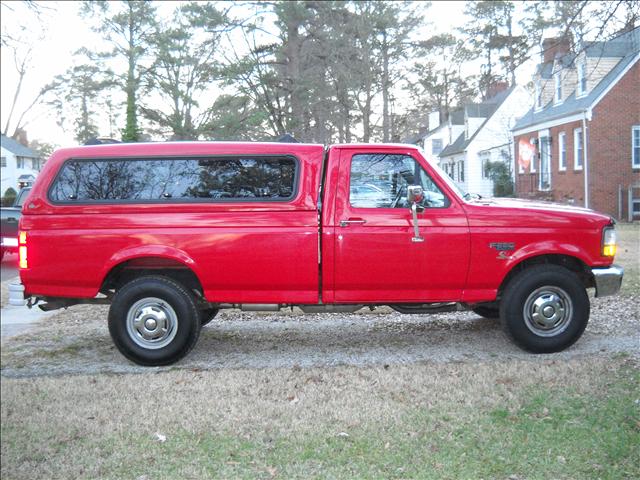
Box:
589;60;640;218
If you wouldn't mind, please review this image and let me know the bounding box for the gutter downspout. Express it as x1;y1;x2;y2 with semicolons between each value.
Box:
582;109;590;208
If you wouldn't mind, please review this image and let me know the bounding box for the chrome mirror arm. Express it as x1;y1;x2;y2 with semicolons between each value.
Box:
411;202;424;243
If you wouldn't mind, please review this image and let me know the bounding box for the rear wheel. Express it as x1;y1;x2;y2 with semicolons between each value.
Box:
500;265;589;353
108;276;201;366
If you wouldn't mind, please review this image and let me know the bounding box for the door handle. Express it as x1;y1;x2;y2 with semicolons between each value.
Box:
340;218;366;227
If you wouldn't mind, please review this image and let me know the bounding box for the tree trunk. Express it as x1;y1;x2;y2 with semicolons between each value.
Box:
122;4;139;142
381;31;390;143
284;14;303;138
3;58;27;136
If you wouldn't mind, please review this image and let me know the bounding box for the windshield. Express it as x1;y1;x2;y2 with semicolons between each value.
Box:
416;147;466;200
15;188;31;207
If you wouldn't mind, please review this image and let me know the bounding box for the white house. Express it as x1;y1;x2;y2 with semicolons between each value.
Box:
1;135;42;197
438;85;532;197
405;110;465;167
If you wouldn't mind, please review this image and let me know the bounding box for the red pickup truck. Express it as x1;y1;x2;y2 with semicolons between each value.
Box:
10;142;623;365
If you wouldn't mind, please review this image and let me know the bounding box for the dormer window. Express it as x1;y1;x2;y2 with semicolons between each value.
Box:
554;72;562;103
535;81;543;109
577;62;587;96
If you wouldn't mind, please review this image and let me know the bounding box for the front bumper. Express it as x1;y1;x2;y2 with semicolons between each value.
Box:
592;265;624;297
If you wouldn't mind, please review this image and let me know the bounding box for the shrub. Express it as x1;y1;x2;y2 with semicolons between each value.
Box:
484;161;514;197
2;187;17;207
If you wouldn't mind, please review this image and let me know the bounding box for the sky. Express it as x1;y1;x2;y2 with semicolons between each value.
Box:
0;1;533;148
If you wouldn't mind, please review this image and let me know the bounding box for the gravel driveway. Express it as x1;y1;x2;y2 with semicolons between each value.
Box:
1;293;638;378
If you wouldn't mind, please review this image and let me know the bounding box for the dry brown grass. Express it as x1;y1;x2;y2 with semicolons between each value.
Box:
1;356;633;479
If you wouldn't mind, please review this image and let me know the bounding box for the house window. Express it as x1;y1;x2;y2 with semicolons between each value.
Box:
432;139;443;155
574;128;583;170
539;136;551;190
554;72;562;103
558;132;567;171
0;156;6;167
633;126;640;169
577;63;587;96
535;81;542;109
17;157;25;168
458;160;465;183
530;140;537;173
480;152;491;179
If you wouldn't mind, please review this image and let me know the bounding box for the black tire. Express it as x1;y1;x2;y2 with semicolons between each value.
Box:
500;265;589;353
200;307;219;327
108;276;201;366
471;304;500;319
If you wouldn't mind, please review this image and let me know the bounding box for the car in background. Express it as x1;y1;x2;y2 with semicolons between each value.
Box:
1;187;31;260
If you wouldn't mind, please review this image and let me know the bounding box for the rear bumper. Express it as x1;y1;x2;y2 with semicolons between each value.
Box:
8;282;26;306
592;265;624;297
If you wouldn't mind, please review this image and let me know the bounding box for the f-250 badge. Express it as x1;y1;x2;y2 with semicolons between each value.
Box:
490;242;515;260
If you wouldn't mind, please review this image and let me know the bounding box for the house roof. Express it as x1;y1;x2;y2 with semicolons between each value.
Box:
402;109;465;144
439;86;516;157
584;32;637;57
438;131;466;157
536;62;554;79
465;87;513;118
514;27;640;132
0;135;39;158
403;126;430;145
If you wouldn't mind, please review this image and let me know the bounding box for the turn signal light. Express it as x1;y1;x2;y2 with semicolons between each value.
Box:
602;227;617;258
18;231;27;269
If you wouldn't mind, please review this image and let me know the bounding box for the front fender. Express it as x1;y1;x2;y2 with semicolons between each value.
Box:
504;239;594;272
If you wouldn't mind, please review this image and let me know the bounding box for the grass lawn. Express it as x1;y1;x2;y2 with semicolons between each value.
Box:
2;357;638;479
615;223;639;297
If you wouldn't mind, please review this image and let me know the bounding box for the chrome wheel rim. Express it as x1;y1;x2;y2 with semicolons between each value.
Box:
126;297;178;349
523;286;573;337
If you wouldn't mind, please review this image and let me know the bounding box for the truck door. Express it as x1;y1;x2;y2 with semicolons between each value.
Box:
330;147;470;303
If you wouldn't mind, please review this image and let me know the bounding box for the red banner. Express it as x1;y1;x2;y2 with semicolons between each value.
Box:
518;138;535;171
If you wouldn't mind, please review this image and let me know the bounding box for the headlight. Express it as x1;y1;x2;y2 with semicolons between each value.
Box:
602;227;617;258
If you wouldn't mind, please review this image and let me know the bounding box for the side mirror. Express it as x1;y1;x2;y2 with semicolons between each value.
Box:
407;185;424;204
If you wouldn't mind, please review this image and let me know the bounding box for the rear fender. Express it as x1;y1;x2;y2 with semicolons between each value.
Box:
101;245;203;288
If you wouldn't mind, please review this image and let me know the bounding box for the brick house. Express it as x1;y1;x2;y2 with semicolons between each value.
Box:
512;27;640;221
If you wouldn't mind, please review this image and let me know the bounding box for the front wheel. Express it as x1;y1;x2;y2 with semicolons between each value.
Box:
200;307;219;327
500;265;589;353
108;276;201;366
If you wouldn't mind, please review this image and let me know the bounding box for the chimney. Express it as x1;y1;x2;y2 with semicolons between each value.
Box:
541;36;572;64
428;111;440;130
12;128;29;147
486;80;509;100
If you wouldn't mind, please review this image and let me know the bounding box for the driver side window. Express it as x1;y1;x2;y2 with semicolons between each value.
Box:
349;154;449;209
